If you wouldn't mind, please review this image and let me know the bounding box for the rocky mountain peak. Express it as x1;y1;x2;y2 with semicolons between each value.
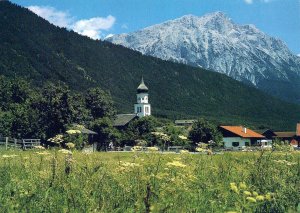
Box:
106;12;300;103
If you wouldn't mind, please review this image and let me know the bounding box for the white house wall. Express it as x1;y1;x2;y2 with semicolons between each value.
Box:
223;137;251;149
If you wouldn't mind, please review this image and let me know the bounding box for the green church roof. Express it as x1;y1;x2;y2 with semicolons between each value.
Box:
137;77;148;93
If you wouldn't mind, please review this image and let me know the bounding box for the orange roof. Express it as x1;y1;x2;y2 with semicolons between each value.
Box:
297;123;300;136
220;126;264;138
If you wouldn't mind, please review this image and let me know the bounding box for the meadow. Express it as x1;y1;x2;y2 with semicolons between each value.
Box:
0;149;299;213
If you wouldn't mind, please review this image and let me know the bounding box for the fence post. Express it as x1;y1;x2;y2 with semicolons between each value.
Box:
22;139;25;150
5;137;8;150
14;139;17;148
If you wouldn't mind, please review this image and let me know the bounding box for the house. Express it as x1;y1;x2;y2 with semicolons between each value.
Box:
219;126;265;149
255;129;277;140
255;123;300;147
274;125;300;147
113;114;139;130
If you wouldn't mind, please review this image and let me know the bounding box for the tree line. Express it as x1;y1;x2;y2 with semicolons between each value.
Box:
0;76;223;150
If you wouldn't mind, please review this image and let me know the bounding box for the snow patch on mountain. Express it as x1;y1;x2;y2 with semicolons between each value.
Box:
106;12;300;87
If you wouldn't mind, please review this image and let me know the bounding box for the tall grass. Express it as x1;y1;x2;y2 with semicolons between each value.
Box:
0;150;299;212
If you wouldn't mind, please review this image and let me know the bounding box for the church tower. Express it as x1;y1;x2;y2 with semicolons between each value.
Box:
134;77;151;117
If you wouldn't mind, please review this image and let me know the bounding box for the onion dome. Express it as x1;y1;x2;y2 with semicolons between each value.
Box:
137;77;148;93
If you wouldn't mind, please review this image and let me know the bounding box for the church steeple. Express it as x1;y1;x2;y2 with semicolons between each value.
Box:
134;77;151;117
137;77;149;93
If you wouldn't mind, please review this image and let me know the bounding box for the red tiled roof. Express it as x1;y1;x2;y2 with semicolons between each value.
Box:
220;126;264;138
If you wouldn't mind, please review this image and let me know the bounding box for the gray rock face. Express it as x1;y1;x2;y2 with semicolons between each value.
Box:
106;12;300;102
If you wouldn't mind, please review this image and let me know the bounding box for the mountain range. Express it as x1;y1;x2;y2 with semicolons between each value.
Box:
1;1;300;130
106;12;300;103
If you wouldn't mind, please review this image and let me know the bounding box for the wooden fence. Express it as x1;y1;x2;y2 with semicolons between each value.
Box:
0;137;41;150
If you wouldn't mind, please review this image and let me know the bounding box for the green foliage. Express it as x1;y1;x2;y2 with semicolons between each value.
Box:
122;116;158;145
0;1;300;130
85;88;116;119
91;117;121;150
188;118;223;146
0;110;13;136
64;132;87;150
163;124;190;146
0;76;117;139
272;139;295;152
33;83;76;138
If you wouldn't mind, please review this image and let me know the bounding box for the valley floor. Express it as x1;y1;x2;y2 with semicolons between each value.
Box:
0;150;299;212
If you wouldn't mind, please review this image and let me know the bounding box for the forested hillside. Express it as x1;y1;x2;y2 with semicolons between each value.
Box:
0;1;299;130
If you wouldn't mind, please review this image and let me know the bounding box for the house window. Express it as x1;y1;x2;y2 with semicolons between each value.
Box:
245;142;250;146
145;107;149;113
232;142;239;147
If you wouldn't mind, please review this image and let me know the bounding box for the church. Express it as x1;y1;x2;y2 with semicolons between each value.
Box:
113;78;151;129
134;77;151;117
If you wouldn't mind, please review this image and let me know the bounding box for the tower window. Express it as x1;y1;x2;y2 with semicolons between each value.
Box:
145;107;149;113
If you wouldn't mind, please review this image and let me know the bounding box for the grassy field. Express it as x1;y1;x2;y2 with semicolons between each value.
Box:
0;149;299;212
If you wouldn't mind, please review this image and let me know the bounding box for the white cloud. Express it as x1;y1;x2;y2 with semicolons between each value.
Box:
27;6;72;28
73;16;116;39
27;5;115;40
244;0;274;4
297;54;300;57
244;0;253;4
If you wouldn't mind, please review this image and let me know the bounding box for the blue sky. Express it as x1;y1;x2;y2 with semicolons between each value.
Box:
11;0;300;55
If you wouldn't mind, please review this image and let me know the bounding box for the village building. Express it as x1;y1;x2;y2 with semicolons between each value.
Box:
134;77;151;117
219;126;265;150
113;77;151;129
113;114;139;130
255;129;277;140
256;123;300;147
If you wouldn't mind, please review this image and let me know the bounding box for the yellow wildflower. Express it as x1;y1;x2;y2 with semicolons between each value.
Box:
34;145;45;150
180;150;189;154
47;134;64;143
66;129;81;134
178;135;187;140
243;191;252;196
131;146;143;152
147;147;159;152
230;183;239;194
265;193;272;201
253;191;258;197
256;195;265;201
58;149;72;154
239;182;247;190
66;142;75;149
195;147;204;152
166;160;187;168
120;162;140;168
36;152;50;155
246;197;256;203
2;154;18;158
